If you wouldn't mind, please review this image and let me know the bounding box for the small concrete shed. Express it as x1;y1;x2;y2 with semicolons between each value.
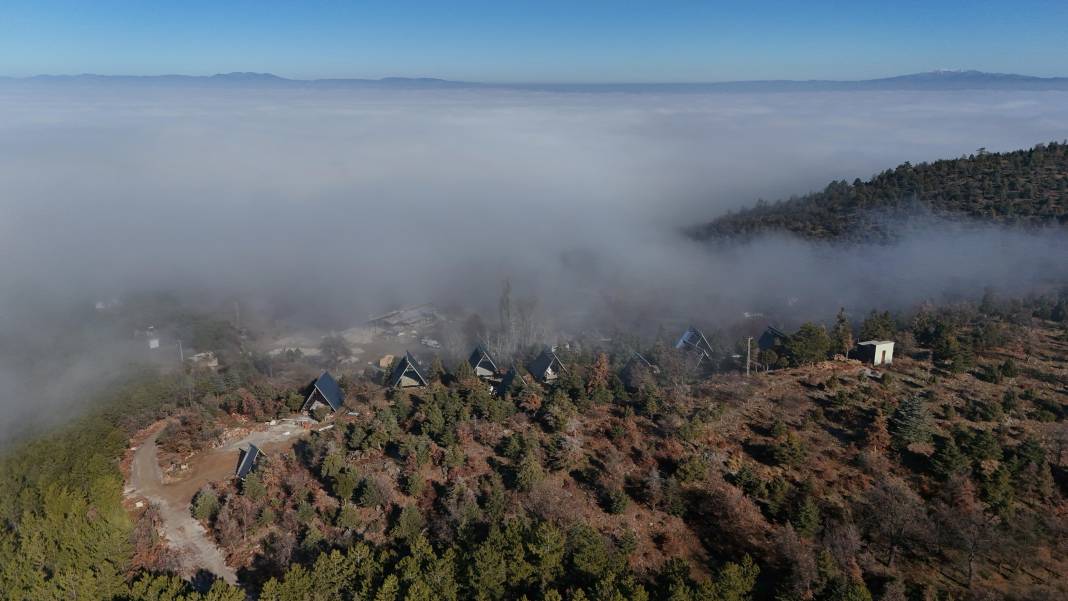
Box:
857;340;894;366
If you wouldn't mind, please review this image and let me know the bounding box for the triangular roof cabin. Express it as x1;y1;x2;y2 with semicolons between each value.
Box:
528;348;566;383
496;364;526;397
235;444;261;480
467;344;500;378
675;326;714;363
302;371;345;412
757;326;789;351
621;351;659;390
388;351;429;388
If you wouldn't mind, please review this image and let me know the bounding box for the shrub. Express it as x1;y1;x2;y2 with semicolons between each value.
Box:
192;488;220;521
357;477;386;507
675;455;709;484
770;433;807;467
601;488;630;514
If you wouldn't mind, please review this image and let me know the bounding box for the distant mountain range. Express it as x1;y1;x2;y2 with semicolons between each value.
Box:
3;69;1068;92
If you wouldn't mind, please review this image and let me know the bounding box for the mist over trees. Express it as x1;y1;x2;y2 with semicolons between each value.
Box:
0;80;1067;601
693;142;1068;243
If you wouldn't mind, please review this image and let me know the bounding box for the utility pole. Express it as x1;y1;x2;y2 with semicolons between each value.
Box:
177;339;184;362
234;301;241;331
745;337;753;377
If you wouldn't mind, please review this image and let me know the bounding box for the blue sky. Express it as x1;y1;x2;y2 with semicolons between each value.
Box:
2;1;1067;82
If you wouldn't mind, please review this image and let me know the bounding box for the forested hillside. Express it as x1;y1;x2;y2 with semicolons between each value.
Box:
3;290;1065;600
692;142;1068;243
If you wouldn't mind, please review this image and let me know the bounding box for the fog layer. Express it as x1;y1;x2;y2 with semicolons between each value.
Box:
1;86;1067;440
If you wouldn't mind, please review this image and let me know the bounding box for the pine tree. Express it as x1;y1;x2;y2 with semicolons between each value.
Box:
1052;300;1067;322
830;308;853;356
515;451;545;493
430;357;446;383
858;310;895;342
890;397;930;449
586;353;611;400
332;468;358;501
527;523;568;589
791;494;821;537
242;472;266;501
192;488;220;521
784;323;832;365
454;359;475;382
467;532;508;601
373;575;400;601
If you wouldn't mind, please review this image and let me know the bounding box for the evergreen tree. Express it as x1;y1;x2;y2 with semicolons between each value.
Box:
858;310;895;342
242;472;266;501
930;436;969;480
1050;299;1067;322
515;451;545;493
332;467;359;501
830;308;853;356
454;358;475;382
890;397;930;449
192;488;220;521
527;521;566;590
784;323;832;365
791;493;821;537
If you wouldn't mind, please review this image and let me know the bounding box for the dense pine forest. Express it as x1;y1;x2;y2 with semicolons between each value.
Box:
1;288;1066;601
692;142;1068;243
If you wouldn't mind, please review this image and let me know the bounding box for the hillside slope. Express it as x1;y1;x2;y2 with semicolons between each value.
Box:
692;142;1068;243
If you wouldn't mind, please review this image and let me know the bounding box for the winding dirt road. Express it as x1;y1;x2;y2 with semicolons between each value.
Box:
126;421;305;586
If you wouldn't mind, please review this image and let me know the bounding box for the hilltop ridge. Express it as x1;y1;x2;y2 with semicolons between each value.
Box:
692;142;1068;244
4;70;1068;92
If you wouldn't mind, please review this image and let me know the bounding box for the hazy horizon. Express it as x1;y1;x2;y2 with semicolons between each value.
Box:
2;82;1068;442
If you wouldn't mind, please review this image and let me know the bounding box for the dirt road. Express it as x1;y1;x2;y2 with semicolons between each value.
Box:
126;421;305;586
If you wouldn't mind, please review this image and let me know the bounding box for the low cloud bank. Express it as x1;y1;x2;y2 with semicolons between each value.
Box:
0;85;1066;440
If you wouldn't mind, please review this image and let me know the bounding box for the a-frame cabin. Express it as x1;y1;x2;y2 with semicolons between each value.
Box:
467;344;500;379
302;371;345;412
758;326;789;351
675;326;715;365
496;364;527;397
528;348;566;383
388;351;429;388
235;444;262;480
621;351;659;391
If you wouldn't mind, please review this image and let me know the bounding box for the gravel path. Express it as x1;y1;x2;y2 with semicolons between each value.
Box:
126;421;307;586
128;428;240;585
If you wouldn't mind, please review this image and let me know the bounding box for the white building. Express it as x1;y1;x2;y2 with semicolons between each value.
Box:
857;340;894;366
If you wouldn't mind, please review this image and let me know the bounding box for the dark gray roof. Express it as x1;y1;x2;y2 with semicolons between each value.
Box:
621;351;659;388
467;344;499;374
497;364;526;396
388;351;429;387
527;348;565;381
623;351;659;373
235;444;261;479
675;326;714;358
758;326;789;350
305;371;344;411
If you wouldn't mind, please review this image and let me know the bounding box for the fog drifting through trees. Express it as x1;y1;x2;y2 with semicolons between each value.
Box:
1;83;1067;441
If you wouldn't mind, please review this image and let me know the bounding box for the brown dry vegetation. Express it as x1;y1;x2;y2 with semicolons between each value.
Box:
185;298;1067;600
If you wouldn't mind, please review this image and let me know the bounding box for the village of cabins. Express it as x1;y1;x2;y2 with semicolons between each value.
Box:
232;328;894;479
